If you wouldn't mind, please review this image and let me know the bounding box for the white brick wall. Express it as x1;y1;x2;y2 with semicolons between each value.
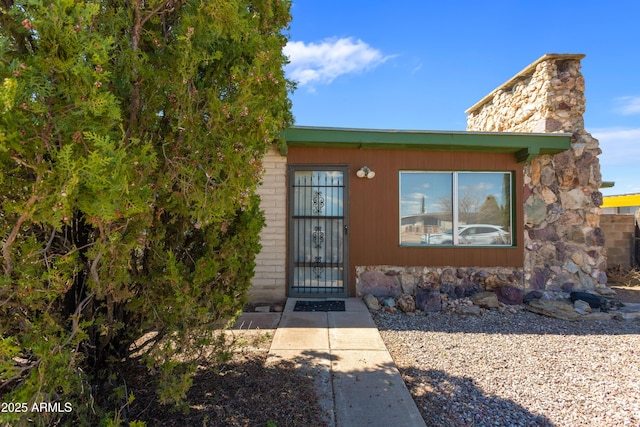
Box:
249;147;287;302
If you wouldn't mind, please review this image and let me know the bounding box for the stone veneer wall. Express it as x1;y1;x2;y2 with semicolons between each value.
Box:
466;54;607;293
249;147;287;303
356;266;527;310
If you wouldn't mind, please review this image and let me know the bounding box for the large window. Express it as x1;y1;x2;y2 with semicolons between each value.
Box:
399;171;513;246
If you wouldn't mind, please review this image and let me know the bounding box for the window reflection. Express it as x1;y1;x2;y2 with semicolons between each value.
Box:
400;171;512;246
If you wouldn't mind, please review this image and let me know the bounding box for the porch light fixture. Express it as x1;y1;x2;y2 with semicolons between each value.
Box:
356;166;375;179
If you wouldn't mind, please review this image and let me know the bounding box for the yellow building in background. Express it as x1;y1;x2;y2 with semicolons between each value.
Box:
602;193;640;215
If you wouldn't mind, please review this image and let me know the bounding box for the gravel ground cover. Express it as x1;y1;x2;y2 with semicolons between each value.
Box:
126;295;640;427
373;310;640;427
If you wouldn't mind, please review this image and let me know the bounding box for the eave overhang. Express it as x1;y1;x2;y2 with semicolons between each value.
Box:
282;126;571;163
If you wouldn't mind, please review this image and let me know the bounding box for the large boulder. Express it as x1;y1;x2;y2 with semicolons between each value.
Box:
357;270;401;298
415;289;441;312
524;300;582;321
496;286;524;305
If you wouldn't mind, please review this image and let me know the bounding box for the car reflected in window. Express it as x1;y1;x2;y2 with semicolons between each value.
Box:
421;224;510;246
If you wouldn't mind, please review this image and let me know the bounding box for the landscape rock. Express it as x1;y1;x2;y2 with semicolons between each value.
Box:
523;290;544;304
454;278;482;298
440;268;457;285
594;286;616;296
573;299;592;315
583;312;613;321
358;270;401;298
396;295;416;313
524;299;582;321
363;294;380;311
470;291;500;309
418;271;440;290
483;275;504;291
570;291;602;309
456;304;482;316
613;311;640;321
415;288;441;312
597;271;608;285
400;274;416;296
496;286;524;305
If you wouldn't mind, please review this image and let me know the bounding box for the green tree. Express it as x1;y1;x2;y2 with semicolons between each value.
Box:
477;195;502;225
0;0;293;424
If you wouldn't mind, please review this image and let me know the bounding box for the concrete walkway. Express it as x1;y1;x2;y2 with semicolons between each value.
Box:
235;298;425;427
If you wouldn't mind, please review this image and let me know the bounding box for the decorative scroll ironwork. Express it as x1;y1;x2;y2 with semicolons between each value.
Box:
312;256;324;278
312;190;325;214
312;226;325;249
290;169;346;295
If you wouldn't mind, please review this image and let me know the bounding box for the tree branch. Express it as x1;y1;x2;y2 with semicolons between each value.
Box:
3;194;40;276
141;0;175;27
126;0;181;142
90;249;103;287
125;0;143;142
53;291;96;353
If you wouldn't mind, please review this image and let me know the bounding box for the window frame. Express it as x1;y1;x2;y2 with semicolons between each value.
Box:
399;170;514;247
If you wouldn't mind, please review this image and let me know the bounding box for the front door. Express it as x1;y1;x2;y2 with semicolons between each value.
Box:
288;166;349;297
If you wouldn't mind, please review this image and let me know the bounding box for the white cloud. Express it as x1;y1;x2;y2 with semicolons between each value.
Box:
614;96;640;115
411;64;423;75
591;127;640;167
407;192;428;200
284;37;391;88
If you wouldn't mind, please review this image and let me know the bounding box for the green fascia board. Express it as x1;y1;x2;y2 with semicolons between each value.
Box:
282;126;571;162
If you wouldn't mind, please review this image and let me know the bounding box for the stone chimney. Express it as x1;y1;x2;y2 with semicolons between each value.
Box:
466;54;607;293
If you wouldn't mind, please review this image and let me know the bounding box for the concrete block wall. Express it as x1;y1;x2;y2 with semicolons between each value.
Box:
601;214;635;268
249;146;287;303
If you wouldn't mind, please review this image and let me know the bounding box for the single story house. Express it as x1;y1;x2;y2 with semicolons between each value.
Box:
249;53;608;307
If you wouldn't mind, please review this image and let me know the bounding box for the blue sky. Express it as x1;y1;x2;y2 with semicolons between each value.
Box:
282;0;640;197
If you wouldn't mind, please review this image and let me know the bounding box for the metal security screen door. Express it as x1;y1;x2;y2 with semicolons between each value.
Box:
289;166;349;297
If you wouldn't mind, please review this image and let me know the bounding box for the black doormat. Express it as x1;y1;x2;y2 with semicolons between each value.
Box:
293;300;346;312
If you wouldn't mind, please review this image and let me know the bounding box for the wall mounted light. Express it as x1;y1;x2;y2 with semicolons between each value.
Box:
356;166;375;179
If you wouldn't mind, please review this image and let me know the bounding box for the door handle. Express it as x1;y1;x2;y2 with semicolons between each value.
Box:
344;225;348;235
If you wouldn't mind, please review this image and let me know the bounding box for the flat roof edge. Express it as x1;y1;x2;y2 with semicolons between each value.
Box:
282;126;572;162
284;125;572;139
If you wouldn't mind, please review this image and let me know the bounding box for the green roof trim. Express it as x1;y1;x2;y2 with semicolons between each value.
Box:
282;126;571;163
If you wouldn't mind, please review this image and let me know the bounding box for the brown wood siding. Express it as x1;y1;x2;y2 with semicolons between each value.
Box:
287;146;524;295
